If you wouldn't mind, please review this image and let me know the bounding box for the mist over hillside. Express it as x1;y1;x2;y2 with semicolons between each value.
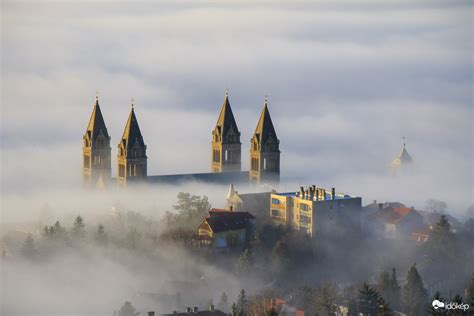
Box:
1;1;473;315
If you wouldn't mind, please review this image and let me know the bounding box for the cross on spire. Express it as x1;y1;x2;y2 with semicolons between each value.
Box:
264;94;268;106
403;136;406;148
95;90;99;101
225;88;229;98
130;97;135;108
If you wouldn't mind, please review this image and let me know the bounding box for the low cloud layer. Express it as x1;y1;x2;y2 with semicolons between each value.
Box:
1;1;472;213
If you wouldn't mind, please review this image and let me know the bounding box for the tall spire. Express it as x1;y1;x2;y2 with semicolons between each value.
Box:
86;96;109;141
253;96;278;146
120;104;145;151
214;90;240;144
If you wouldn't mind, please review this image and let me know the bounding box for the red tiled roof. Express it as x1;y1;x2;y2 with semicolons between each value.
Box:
370;207;415;225
208;208;232;218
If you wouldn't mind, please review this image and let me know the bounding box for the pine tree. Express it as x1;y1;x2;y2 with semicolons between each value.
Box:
21;233;37;260
389;268;401;311
231;302;238;316
42;225;50;238
403;264;427;316
95;224;107;245
218;292;230;312
72;215;86;239
52;221;66;238
358;283;391;316
358;283;377;316
378;271;391;302
425;215;457;261
117;301;139;316
236;289;248;316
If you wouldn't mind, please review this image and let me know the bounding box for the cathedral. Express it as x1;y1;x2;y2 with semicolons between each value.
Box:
82;92;281;188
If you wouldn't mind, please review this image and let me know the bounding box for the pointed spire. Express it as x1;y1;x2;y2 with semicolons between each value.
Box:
253;96;278;145
399;138;413;163
85;95;109;141
120;104;145;150
214;90;240;143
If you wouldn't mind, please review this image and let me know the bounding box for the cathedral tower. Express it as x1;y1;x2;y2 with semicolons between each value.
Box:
249;97;280;184
211;91;241;173
82;96;111;187
117;103;147;187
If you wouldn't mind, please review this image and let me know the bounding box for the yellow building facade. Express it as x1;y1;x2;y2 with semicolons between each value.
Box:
270;186;362;238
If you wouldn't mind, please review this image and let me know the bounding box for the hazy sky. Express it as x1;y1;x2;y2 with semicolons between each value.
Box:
1;1;472;212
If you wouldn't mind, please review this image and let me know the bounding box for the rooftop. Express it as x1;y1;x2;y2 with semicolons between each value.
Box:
204;211;255;233
275;191;356;200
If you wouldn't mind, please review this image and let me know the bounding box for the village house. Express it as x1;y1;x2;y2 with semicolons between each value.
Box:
366;205;424;239
197;208;256;250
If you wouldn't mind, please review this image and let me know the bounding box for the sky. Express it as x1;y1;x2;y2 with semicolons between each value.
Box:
1;0;473;214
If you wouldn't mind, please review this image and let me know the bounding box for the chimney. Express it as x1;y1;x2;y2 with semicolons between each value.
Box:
305;189;310;200
315;189;319;201
331;188;335;200
378;203;383;210
186;307;192;313
193;307;198;313
322;189;326;200
308;187;314;200
148;312;155;316
210;304;215;311
373;200;377;205
300;186;304;198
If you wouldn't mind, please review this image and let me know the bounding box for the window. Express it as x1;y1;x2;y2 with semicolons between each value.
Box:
119;164;125;177
225;150;228;161
271;198;280;205
300;204;309;212
300;215;311;224
84;155;90;168
213;150;220;163
251;158;259;171
271;209;281;217
263;158;267;170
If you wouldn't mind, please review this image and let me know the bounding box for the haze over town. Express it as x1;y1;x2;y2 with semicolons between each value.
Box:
1;1;473;316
